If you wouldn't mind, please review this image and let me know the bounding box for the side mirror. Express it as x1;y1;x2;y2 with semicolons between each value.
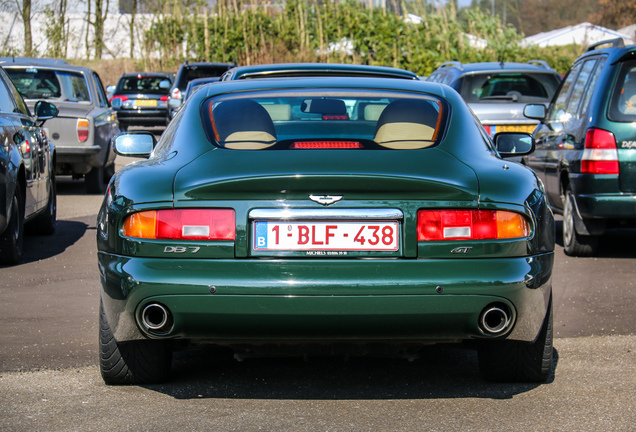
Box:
159;80;171;89
106;85;116;94
494;132;535;157
114;132;156;158
523;104;546;120
34;101;58;124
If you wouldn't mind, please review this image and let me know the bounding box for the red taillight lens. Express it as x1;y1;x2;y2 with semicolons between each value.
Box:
581;128;619;174
290;141;363;149
123;209;235;240
160;95;168;102
111;95;128;103
171;88;181;100
322;114;349;120
77;119;89;142
417;210;529;241
21;140;31;154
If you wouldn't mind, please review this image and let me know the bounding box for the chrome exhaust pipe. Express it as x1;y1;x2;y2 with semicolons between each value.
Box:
479;306;511;335
141;303;172;332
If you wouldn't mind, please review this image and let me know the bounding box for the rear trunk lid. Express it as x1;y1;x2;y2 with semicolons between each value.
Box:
173;148;479;202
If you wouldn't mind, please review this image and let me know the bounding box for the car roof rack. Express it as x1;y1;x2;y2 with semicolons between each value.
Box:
527;60;552;69
587;38;625;51
438;61;463;71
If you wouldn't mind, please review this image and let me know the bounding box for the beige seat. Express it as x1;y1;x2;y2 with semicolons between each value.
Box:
373;99;440;149
209;99;277;149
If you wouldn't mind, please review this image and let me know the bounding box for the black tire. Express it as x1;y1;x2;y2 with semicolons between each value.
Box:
85;165;106;194
28;175;56;235
563;187;598;257
99;299;172;385
0;185;24;265
478;297;553;383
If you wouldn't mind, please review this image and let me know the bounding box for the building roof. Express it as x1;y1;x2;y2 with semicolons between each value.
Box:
522;22;635;48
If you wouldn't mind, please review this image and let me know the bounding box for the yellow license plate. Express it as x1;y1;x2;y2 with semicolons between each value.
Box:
497;124;535;133
134;99;157;107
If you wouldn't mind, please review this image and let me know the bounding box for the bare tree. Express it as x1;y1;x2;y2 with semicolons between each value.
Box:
88;0;110;59
2;0;34;56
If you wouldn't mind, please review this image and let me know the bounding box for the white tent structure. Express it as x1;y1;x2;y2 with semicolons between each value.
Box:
522;22;635;48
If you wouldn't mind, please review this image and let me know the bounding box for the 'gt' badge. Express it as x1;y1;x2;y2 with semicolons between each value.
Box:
309;195;343;206
451;247;472;254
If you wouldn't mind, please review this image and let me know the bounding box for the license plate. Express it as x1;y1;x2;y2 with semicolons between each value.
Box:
495;124;535;133
134;99;157;107
253;221;399;251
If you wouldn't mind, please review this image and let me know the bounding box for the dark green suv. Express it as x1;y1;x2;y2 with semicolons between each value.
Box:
524;39;636;256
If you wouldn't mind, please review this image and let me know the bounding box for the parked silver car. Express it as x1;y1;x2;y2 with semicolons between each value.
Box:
428;61;562;136
2;58;119;193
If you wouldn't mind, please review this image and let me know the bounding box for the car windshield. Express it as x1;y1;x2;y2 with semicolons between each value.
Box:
201;89;446;150
461;72;561;103
117;75;170;94
609;60;636;121
5;67;90;102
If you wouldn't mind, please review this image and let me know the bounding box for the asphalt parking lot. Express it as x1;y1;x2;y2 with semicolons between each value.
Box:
0;156;634;431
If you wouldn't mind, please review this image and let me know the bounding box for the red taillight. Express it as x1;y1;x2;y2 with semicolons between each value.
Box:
21;140;31;154
322;114;349;120
417;210;529;241
111;95;128;103
581;128;619;174
171;88;181;100
290;141;363;149
160;95;168;102
77;119;89;142
123;209;235;240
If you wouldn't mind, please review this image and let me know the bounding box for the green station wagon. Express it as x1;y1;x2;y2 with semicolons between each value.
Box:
524;39;636;256
97;77;555;384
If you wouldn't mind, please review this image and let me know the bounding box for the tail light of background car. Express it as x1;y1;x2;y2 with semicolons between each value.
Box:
171;88;182;101
20;140;31;155
581;128;619;174
160;96;168;102
77;119;89;142
417;210;530;241
111;95;128;103
123;209;235;241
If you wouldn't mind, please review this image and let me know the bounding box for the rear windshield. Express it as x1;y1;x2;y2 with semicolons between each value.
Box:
461;72;561;103
609;59;636;122
178;66;232;88
201;90;447;150
116;75;171;95
5;67;90;102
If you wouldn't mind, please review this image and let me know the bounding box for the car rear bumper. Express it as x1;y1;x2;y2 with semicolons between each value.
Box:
116;109;168;125
98;252;553;345
575;193;636;220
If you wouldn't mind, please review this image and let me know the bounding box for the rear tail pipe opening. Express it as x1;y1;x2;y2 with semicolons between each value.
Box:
479;304;513;335
140;303;173;334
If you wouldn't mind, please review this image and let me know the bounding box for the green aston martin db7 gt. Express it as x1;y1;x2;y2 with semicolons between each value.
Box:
97;76;555;385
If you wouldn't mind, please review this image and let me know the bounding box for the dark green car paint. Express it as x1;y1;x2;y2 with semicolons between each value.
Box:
97;78;554;349
527;44;636;233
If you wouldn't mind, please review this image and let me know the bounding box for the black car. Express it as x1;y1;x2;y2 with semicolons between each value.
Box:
110;72;172;130
428;60;562;136
524;38;636;256
0;66;58;265
182;77;220;102
167;61;235;119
